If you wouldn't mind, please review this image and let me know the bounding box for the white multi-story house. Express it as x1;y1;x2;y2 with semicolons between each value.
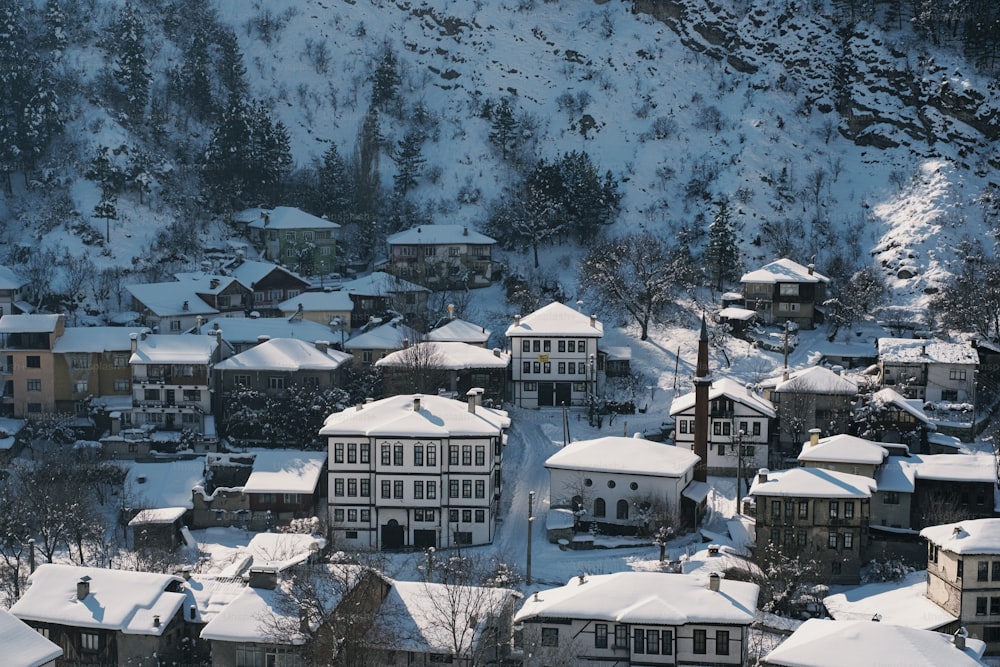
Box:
877;337;978;404
320;392;510;550
506;302;603;409
385;224;497;289
129;331;219;439
670;377;774;474
514;571;759;666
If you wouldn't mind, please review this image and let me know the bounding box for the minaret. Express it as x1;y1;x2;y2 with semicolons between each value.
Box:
693;315;712;483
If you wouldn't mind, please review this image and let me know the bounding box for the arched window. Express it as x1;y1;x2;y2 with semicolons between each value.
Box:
594;498;606;518
617;500;629;520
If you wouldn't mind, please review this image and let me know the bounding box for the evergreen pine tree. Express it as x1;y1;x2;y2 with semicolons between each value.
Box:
705;200;740;292
318;143;353;219
371;46;401;111
112;1;150;117
19;69;62;170
392;129;425;198
179;28;214;119
215;26;249;107
488;98;518;161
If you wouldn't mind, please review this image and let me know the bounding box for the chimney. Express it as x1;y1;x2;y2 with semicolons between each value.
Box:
921;344;927;356
153;615;160;628
182;300;189;311
708;544;720;557
745;383;753;396
467;389;477;414
248;566;278;590
209;278;219;290
195;315;203;334
514;314;521;327
757;468;769;485
448;303;455;319
130;332;138;353
403;337;410;349
356;403;363;411
808;263;815;275
809;428;821;447
955;627;968;651
180;566;192;581
577;575;586;585
590;314;597;328
27;539;35;573
708;572;720;592
262;212;270;226
141;329;149;341
953;525;963;537
189;605;197;621
463;227;468;236
77;576;91;600
315;340;329;353
493;347;501;358
413;395;422;412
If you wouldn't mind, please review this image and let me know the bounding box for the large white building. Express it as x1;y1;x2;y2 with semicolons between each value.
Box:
506;302;603;409
320;392;510;550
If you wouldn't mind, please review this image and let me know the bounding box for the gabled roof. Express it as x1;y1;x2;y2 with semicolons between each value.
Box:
321;393;510;438
905;452;996;483
245;533;326;570
126;458;206;509
387;224;496;245
505;301;604;337
228;260;309;290
246;206;341;231
870;387;933;425
669;377;776;417
763;618;986;667
877;337;978;365
201;317;337;345
921;519;1000;555
424;317;491;344
213;337;351;372
0;608;62;667
11;564;186;636
545;436;699;478
341;271;429;296
127;282;218;318
375;341;509;370
823;570;956;630
277;291;354;313
798;434;888;466
130;333;218;365
0;313;62;334
172;273;243;297
740;257;830;284
344;321;421;351
52;327;143;353
513;572;758;626
750;467;877;499
242;450;327;495
760;365;858;395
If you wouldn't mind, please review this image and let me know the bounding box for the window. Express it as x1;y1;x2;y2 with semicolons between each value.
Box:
114;354;128;368
614;625;628;649
981;561;990;582
347;509;358;523
679;420;688;434
268;376;285;390
414;481;424;499
753;421;761;436
449;480;459;498
978;597;988;616
958;560;964;579
26;379;41;391
716;630;730;655
779;283;800;296
532;362;541;374
828;530;838;549
950;368;968;381
381;444;391;465
475;509;485;523
607;480;616;489
449;445;459;465
334;443;345;464
844;501;855;519
347;443;357;463
334;478;344;497
991;597;1000;616
521;340;530;353
414;445;423;466
360;479;370;497
81;632;99;651
993;562;1000;581
594;498;606;517
475;480;485;498
883;491;900;504
114;379;130;392
462;445;472;466
449;509;459;523
183;389;201;402
362;350;373;363
595;623;608;649
347;479;357;497
568;340;576;353
772;501;782;519
785;501;794;519
532;340;541;353
616;499;629;520
829;501;839;518
393;480;403;499
381;481;391;498
633;628;645;654
543;340;551;352
646;628;660;654
797;530;807;547
844;532;854;549
475;446;485;466
693;629;707;654
361;444;370;463
463;509;472;522
543;362;551;374
427;481;436;499
334;508;345;522
661;629;673;655
144;388;159;401
462;480;472;498
233;374;250;386
558;340;566;352
798;501;809;519
541;628;558;647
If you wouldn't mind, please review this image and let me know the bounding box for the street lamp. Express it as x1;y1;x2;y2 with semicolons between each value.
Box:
736;429;746;514
527;491;535;585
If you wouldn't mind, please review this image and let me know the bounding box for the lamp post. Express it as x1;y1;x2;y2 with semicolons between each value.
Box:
736;429;746;514
425;546;435;583
527;491;535;585
589;353;596;403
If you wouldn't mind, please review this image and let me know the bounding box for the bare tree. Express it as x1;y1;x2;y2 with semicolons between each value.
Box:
380;341;449;395
734;542;827;618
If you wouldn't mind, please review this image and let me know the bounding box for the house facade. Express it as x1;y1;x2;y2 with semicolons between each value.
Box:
375;341;510;404
127;275;251;334
0;265;31;316
740;258;830;330
321;393;510;550
51;327;139;418
505;302;603;409
246;206;341;276
343;319;422;366
750;467;875;584
277;291;354;335
877;337;978;405
340;272;430;328
385;224;496;289
922;519;1000;654
760;365;858;452
670;377;774;475
229;260;311;317
0;314;64;418
514;572;759;667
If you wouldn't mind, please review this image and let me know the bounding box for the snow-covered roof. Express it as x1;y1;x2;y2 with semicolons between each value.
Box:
0;608;62;667
505;301;604;337
763;618;985;666
424;317;491;344
126;282;218;317
670;377;776;417
0;265;27;290
246;206;341;230
717;306;757;321
321;393;510;438
387;224;496;245
750;468;877;499
341;271;429;295
376;341;510;370
245;533;326;570
740;257;830;284
173;273;241;296
242;450;327;495
513;572;758;626
183;575;248;626
874;458;916;494
870;387;933;424
823;570;956;630
129;333;218;365
201;316;337;344
798;434;888;465
760;365;858;395
905;452;996;483
213;337;350;372
344;321;422;351
545;436;699;478
128;507;187;525
11;564;186;636
921;519;1000;555
277;290;354;313
877;337;978;365
126;459;206;510
228;260;308;289
0;313;61;333
52;326;142;353
369;579;516;655
682;480;711;503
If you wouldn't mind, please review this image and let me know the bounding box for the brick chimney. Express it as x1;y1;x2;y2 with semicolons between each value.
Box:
809;428;821;447
77;576;91;600
130;332;138;353
315;340;329;353
413;395;422;412
708;571;720;592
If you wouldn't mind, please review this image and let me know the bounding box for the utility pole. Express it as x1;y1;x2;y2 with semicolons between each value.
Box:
527;491;535;585
736;429;746;514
